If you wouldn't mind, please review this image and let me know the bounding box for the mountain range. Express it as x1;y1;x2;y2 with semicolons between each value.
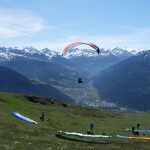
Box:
0;46;149;110
0;46;136;78
93;50;150;111
0;65;73;102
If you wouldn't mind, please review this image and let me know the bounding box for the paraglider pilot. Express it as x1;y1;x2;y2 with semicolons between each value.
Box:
137;124;140;129
132;127;139;135
40;112;45;121
96;48;100;54
87;123;94;135
78;78;83;83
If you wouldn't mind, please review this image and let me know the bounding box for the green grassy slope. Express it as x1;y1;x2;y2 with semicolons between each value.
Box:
0;92;150;150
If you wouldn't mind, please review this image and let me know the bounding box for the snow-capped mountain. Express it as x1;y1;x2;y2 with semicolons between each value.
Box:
64;48;114;58
0;46;141;62
63;47;137;60
136;50;150;58
0;46;147;78
0;47;60;62
110;47;133;59
125;47;140;55
0;46;141;78
0;46;149;108
42;48;60;58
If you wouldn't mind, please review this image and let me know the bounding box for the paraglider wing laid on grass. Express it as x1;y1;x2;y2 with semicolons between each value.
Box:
126;128;150;133
56;131;112;143
117;135;150;141
12;112;38;124
62;42;100;55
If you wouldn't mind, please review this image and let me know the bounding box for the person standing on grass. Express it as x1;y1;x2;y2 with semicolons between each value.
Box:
87;123;94;135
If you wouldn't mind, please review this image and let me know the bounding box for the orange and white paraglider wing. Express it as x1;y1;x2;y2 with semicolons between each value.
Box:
63;42;85;54
62;42;100;55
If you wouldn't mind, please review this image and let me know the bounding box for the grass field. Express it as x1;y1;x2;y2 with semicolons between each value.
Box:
0;92;150;150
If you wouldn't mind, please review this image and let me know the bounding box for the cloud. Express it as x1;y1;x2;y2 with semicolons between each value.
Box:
0;10;51;37
17;27;150;52
1;9;150;51
65;28;150;49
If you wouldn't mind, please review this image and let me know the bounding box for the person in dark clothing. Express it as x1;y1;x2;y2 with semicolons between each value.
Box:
87;130;91;135
96;48;100;54
87;123;94;135
137;124;140;129
90;123;94;131
40;112;45;121
132;127;139;135
78;78;83;83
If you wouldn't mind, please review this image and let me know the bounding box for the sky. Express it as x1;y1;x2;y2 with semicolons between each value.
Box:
0;0;150;51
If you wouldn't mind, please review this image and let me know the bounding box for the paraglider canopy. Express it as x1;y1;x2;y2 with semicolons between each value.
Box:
62;42;100;55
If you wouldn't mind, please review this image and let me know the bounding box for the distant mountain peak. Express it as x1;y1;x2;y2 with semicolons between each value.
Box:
137;50;150;58
22;47;40;53
0;47;61;62
42;48;60;57
111;47;132;55
125;47;140;54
